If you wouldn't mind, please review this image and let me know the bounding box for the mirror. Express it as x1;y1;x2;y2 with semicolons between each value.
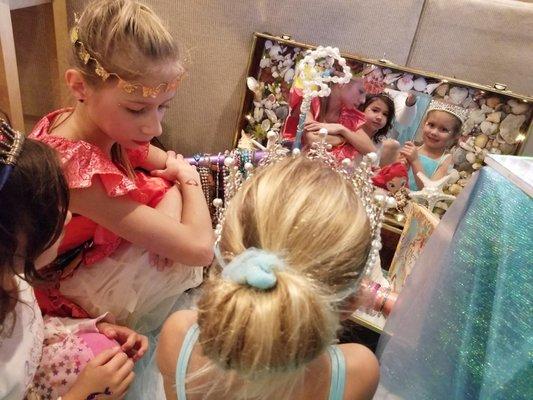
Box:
233;33;532;331
235;33;532;223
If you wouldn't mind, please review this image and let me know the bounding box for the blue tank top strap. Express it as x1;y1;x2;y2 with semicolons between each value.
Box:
327;345;346;400
175;323;200;400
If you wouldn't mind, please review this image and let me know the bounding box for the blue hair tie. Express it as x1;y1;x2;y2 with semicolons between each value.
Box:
216;247;284;290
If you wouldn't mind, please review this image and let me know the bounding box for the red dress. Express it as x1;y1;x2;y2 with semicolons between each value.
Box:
281;88;367;161
30;109;172;317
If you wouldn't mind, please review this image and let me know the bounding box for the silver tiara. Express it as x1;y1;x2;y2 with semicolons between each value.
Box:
0;120;26;191
427;99;469;123
212;130;397;277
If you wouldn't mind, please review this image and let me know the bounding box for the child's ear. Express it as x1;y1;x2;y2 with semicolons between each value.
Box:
65;69;89;102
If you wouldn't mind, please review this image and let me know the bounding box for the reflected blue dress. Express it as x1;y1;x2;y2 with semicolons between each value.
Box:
408;153;447;190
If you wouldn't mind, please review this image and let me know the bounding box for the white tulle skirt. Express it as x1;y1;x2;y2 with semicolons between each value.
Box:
60;243;203;333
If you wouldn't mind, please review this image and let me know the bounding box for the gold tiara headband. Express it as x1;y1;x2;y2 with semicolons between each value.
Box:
70;26;182;98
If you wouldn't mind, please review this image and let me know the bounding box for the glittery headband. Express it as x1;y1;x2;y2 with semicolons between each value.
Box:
70;26;182;98
427;99;469;124
0;120;25;191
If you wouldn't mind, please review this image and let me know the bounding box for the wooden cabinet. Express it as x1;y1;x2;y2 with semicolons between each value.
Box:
0;0;68;131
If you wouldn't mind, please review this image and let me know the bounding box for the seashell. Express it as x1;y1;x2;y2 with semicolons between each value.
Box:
265;40;273;49
459;171;469;178
448;169;460;184
274;105;289;120
435;83;449;97
284;68;295;83
486;112;502;123
449;184;462;196
460;140;475;152
247;77;259;92
265;109;278;123
425;82;441;94
474;134;489;148
462;97;474;108
269;45;281;58
253;106;264;122
485;96;501;109
480;121;498;136
466;152;477;163
413;77;427;92
507;99;529;115
261;118;271;132
463;108;485;131
383;73;401;85
480;104;493;114
396;74;414;91
449;87;469;105
458;178;468;186
452;147;467;164
498;114;526;144
490;148;502;154
259;58;271;69
472;162;482;170
498;142;517;154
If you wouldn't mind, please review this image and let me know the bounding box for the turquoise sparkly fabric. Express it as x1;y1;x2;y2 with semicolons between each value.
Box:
375;166;532;400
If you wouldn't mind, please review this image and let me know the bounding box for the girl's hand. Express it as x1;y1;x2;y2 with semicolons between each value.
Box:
63;347;134;400
97;322;149;362
304;131;345;148
405;92;417;107
399;141;419;163
151;151;200;185
304;121;345;136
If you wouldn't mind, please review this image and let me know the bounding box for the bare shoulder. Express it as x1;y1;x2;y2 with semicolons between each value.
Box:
157;310;198;376
339;343;380;400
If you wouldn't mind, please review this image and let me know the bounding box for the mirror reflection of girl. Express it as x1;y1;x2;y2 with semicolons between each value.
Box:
358;94;395;143
29;0;214;331
283;77;378;161
157;157;379;400
0;135;147;400
400;102;465;190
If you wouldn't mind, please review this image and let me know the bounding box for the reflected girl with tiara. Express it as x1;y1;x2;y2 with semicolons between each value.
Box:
380;100;468;190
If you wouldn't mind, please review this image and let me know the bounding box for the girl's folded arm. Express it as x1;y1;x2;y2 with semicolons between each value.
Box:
341;127;377;154
70;177;214;266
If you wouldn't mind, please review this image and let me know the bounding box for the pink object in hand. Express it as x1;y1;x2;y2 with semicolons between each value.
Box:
78;332;119;356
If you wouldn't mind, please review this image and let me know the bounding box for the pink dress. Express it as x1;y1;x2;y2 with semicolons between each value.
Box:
281;88;367;161
30;109;203;332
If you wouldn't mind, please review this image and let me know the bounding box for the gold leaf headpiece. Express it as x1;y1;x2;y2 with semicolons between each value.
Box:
70;26;182;98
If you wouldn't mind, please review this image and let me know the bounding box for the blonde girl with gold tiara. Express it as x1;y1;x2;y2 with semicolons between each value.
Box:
157;157;380;400
30;0;213;333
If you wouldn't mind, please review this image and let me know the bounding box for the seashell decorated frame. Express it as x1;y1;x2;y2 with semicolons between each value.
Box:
234;33;532;224
233;33;531;333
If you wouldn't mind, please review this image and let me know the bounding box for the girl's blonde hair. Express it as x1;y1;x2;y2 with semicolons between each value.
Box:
73;0;182;85
73;0;183;176
194;157;371;399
